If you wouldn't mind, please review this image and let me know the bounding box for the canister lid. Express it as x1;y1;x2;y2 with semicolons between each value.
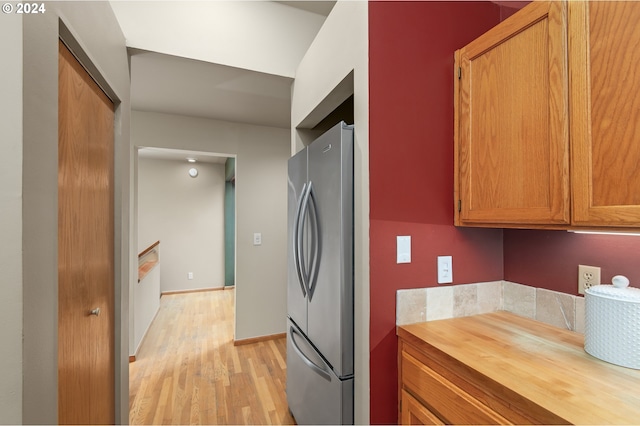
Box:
586;284;640;302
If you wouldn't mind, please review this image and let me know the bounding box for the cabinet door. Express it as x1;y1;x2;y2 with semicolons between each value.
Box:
401;351;510;425
455;1;570;226
570;1;640;227
401;390;444;425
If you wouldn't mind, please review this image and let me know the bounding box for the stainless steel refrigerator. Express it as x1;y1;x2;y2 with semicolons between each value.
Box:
286;121;354;425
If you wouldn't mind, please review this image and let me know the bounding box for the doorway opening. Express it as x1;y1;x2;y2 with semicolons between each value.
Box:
131;147;236;359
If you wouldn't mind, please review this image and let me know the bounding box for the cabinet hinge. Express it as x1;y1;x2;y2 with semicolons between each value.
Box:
458;67;462;79
458;200;462;212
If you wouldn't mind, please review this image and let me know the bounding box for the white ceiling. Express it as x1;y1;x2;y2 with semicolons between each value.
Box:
121;1;335;164
276;1;335;16
138;147;229;164
129;50;294;128
122;1;335;130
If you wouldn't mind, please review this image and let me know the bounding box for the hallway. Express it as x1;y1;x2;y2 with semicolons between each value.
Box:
129;289;294;425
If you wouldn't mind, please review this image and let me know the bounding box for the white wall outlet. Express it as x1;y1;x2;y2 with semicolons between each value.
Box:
397;236;411;264
438;256;453;284
188;272;194;280
253;232;262;246
578;264;600;294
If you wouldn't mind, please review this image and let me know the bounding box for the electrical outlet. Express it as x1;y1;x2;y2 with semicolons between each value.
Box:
578;264;600;294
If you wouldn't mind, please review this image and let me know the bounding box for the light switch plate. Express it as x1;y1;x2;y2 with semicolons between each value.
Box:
253;233;262;246
397;236;411;264
438;256;453;284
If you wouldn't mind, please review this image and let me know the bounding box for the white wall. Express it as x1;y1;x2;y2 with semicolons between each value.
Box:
291;2;370;423
110;1;326;78
138;158;226;292
133;263;160;356
131;111;289;341
9;3;132;424
0;12;23;424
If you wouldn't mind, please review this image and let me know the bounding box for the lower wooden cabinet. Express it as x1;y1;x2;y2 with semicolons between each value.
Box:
400;390;443;425
399;343;513;425
398;313;640;425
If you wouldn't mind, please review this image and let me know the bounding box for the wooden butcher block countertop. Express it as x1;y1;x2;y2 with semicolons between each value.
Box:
398;311;640;425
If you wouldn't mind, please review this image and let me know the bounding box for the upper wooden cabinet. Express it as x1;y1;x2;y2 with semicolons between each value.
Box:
455;1;640;229
570;1;640;227
455;1;570;227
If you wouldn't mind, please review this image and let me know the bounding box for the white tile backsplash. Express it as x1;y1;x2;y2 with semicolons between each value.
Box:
396;288;426;326
575;296;586;333
536;288;575;331
477;281;503;314
503;281;536;319
453;284;479;318
396;281;586;333
425;286;453;321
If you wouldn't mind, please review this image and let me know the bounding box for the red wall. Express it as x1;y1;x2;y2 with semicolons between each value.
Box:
368;2;640;424
368;2;503;423
504;230;640;294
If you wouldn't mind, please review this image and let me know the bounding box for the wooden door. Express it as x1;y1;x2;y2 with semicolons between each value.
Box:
570;1;640;227
58;40;115;424
455;1;570;227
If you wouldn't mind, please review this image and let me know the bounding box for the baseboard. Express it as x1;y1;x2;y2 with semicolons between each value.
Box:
234;332;286;346
161;286;225;296
129;355;136;363
224;285;235;290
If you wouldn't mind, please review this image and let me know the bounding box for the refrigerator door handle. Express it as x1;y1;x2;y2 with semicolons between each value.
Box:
293;182;307;297
289;326;331;382
307;185;321;300
298;181;313;296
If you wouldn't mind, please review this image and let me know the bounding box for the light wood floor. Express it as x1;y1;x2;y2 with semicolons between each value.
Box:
129;289;295;425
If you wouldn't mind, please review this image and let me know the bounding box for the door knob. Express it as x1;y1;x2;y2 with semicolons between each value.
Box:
89;308;101;316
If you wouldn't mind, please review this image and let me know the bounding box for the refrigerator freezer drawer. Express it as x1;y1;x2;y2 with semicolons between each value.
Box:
286;320;353;425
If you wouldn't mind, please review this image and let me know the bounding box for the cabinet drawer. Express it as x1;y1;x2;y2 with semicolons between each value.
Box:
401;350;509;425
401;389;444;425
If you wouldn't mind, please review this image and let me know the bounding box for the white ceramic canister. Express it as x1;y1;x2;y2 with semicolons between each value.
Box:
584;283;640;369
